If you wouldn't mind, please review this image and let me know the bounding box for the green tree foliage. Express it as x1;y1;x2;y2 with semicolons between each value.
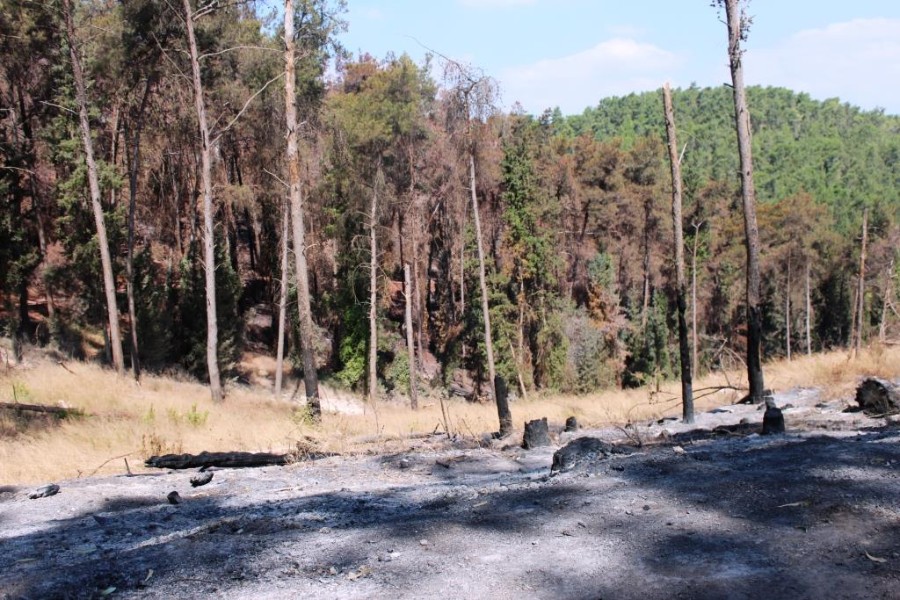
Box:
565;86;900;232
2;1;898;402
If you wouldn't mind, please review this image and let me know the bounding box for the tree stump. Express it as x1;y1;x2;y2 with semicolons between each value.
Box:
551;437;629;475
854;378;900;416
761;397;785;435
522;417;550;449
495;375;513;437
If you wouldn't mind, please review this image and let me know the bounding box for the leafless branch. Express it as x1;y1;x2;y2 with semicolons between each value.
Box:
211;71;285;145
39;101;77;116
199;45;281;61
263;168;289;188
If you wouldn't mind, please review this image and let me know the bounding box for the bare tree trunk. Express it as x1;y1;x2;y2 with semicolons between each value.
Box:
284;0;320;417
849;285;859;352
369;177;379;405
404;263;418;409
170;160;184;258
805;259;812;356
785;254;792;361
470;153;510;435
412;232;424;364
640;198;651;330
274;198;290;398
691;221;702;375
662;82;694;424
16;85;56;330
880;257;894;343
183;0;223;402
123;78;154;381
459;200;466;315
724;0;765;401
63;0;125;376
855;207;869;357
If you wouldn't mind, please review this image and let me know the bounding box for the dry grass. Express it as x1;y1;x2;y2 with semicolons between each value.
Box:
1;341;898;486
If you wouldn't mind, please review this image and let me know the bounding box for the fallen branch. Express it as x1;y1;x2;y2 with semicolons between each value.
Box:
84;451;138;478
0;401;73;417
145;451;289;470
693;385;746;401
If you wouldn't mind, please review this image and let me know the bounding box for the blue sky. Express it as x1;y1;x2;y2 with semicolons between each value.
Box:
337;0;900;116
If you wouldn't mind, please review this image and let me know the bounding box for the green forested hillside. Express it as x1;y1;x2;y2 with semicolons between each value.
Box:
561;86;900;232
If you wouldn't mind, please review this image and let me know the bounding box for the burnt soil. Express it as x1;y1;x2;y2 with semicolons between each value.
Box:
2;387;899;599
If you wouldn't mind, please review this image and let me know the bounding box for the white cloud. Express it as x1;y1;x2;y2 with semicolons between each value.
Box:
499;38;682;114
746;18;900;114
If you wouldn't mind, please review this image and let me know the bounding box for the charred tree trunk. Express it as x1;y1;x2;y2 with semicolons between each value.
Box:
63;0;125;376
724;0;765;401
662;82;694;424
284;0;320;417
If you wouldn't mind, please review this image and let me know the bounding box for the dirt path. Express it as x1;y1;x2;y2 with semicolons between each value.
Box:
2;388;899;599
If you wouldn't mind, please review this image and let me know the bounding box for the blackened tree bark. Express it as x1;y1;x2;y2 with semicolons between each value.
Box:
723;0;765;401
662;82;694;423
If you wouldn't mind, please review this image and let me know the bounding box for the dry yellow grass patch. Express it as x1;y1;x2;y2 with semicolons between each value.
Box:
1;344;897;486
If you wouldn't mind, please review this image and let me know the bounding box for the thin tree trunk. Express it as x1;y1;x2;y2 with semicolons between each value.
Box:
785;254;792;361
109;103;119;208
640;198;652;330
855;207;869;357
470;153;509;435
63;0;125;376
459;200;466;315
183;0;223;402
725;0;765;401
284;0;320;417
849;285;859;352
691;221;701;375
404;263;418;409
170;159;184;258
368;176;379;405
662;82;694;424
123;78;154;381
413;231;424;364
274;198;290;398
805;259;812;356
508;339;528;401
880;257;894;343
16;85;56;330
